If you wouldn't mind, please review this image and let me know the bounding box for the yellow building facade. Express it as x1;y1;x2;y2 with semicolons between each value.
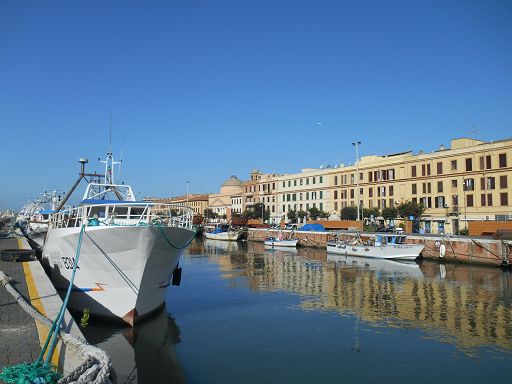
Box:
208;137;511;234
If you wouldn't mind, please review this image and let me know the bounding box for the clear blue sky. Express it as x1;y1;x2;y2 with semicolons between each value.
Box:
1;0;511;210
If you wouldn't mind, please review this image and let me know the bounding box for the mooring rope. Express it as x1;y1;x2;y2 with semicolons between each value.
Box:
0;269;115;384
156;223;196;249
0;224;115;384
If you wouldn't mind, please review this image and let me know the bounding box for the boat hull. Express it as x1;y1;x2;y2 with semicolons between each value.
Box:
204;231;240;241
326;242;424;261
42;225;195;325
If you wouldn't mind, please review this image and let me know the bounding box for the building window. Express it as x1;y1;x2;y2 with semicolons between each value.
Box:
467;194;474;207
437;181;443;193
421;164;425;176
369;172;373;182
487;177;495;190
412;184;417;194
334;176;338;185
294;180;297;186
487;193;493;207
466;158;473;171
499;153;507;168
306;178;310;185
319;176;323;183
389;186;394;196
427;164;431;176
437;162;443;174
334;202;338;210
501;193;508;206
288;181;291;187
320;203;323;211
480;194;486;207
464;178;474;191
452;195;459;207
320;191;323;199
422;183;426;194
359;172;363;181
435;196;446;208
452;179;457;188
369;187;373;197
500;175;507;189
350;189;354;199
451;160;457;171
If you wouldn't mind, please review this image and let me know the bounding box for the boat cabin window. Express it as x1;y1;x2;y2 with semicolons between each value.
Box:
88;206;107;218
108;206;128;218
129;207;146;219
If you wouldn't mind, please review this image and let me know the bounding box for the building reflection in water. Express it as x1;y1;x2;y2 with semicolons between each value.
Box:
190;239;512;353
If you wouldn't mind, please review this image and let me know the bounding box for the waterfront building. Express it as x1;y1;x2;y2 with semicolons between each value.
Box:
275;167;333;224
321;137;512;234
205;136;511;233
208;175;244;220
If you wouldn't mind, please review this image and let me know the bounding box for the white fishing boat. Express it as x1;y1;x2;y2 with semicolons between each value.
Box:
326;233;424;261
204;225;242;241
42;153;195;326
15;191;64;246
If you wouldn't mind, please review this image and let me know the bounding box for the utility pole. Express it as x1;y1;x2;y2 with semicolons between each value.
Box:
352;141;362;222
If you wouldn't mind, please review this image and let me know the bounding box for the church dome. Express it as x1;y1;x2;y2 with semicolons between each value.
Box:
220;175;244;194
221;175;243;187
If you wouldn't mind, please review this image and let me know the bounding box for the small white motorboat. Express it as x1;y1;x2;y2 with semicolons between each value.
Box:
204;225;242;241
326;233;424;261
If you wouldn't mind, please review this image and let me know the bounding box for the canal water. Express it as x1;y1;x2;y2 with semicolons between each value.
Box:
82;239;512;384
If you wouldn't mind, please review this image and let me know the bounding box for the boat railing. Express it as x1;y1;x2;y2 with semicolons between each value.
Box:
49;203;194;230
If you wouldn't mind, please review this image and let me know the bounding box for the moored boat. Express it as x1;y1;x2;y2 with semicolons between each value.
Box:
204;225;243;241
42;153;195;326
326;233;424;261
264;230;298;247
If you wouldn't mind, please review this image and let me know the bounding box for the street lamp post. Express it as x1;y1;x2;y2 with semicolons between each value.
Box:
352;141;362;222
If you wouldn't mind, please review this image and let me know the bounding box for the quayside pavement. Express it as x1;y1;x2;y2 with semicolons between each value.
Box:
0;236;86;380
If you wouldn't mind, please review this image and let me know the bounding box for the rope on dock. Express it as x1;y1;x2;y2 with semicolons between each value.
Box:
0;269;115;384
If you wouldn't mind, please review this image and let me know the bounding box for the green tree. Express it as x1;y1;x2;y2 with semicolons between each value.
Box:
363;207;380;219
396;200;425;219
319;210;330;219
340;206;357;220
381;207;398;221
307;207;321;220
287;209;297;223
297;210;308;222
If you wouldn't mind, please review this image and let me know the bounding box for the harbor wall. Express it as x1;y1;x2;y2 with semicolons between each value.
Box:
247;229;512;267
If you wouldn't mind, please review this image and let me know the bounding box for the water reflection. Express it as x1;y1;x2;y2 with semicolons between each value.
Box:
82;310;185;384
191;239;512;353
